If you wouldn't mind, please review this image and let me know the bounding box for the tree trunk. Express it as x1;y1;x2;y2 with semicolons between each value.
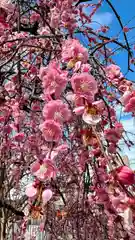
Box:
0;210;7;240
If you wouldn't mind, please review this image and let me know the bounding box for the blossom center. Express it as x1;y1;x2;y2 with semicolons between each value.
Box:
40;164;47;173
86;107;97;115
54;111;62;120
81;82;89;91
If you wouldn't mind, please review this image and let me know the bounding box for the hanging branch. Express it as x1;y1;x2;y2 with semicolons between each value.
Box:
106;0;133;72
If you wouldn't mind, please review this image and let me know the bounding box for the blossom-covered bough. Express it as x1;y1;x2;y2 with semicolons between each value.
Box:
0;0;135;239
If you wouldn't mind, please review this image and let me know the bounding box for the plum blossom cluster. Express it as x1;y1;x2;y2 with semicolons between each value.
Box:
121;89;135;113
1;0;135;239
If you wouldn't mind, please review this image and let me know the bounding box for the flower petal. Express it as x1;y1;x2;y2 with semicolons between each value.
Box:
42;189;53;204
83;113;101;125
25;185;37;198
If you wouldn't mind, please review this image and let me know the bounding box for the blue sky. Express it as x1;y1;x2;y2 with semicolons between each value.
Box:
93;0;135;81
100;0;135;168
78;0;135;80
98;0;135;167
78;0;135;168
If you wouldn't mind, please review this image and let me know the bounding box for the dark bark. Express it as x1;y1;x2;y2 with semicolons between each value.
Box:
0;199;24;217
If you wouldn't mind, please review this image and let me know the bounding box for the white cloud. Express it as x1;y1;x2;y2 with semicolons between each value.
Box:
92;12;113;27
83;5;113;29
119;117;135;169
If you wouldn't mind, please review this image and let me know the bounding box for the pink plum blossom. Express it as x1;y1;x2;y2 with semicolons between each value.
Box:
39;62;68;98
106;64;121;79
120;90;131;105
30;161;40;173
115;166;135;185
39;120;62;142
14;132;25;142
81;63;91;72
42;189;53;204
25;184;37;198
62;38;88;63
43;100;71;124
71;73;97;102
33;159;57;181
73;106;85;115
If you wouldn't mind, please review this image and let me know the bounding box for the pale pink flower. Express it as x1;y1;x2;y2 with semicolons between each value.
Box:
120;90;131;105
123;207;133;229
50;7;60;28
62;39;88;63
71;73;97;102
65;91;75;102
46;150;58;160
25;184;37;198
42;189;53;204
46;144;68;160
39;120;62;142
110;196;122;209
81;63;91;72
106;64;121;79
0;0;14;12
82;102;103;125
83;111;101;125
73;61;81;71
34;159;57;181
39;223;44;232
92;100;105;111
4;81;15;93
43;100;71;124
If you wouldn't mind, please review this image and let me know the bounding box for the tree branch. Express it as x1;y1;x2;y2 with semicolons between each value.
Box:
75;0;92;7
0;199;24;217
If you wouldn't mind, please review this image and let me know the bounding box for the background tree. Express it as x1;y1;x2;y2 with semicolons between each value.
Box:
0;0;135;239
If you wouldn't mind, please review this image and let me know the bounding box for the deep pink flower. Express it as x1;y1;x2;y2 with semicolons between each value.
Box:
108;144;116;153
30;161;40;173
71;73;97;102
124;95;135;112
43;100;71;124
123;27;130;33
116;166;135;185
39;62;68;98
39;120;62;142
14;132;25;142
